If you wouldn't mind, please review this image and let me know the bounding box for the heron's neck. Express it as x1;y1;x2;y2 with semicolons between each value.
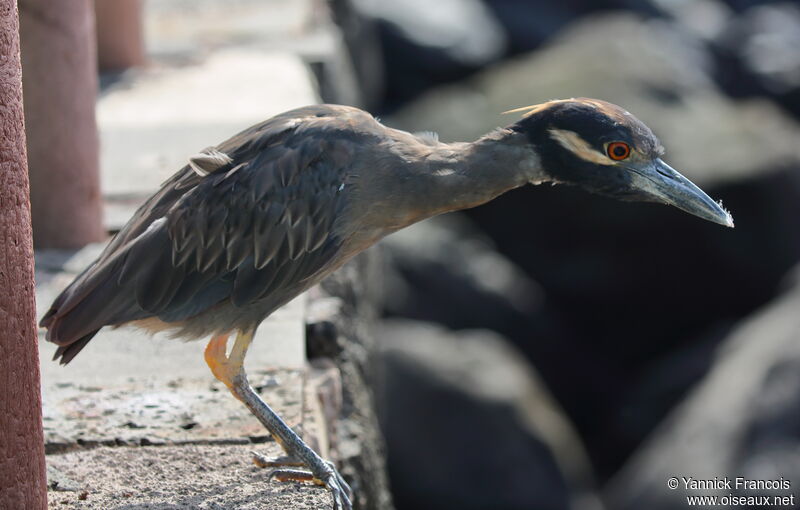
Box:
343;128;546;250
412;128;545;218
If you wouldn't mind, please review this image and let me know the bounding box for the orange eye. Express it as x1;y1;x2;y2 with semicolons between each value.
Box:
607;142;630;161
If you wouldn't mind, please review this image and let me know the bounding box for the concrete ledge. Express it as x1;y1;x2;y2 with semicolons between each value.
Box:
47;443;329;509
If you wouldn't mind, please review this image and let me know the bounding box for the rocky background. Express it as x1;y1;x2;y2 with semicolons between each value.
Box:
329;0;800;509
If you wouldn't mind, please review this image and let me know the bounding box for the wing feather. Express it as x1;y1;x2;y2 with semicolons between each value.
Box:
41;104;372;362
152;113;359;315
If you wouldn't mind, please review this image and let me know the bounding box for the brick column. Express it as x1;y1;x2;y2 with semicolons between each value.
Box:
0;1;48;508
20;0;105;248
95;0;145;71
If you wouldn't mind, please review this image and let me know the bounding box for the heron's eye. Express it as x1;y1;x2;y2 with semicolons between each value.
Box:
607;142;630;161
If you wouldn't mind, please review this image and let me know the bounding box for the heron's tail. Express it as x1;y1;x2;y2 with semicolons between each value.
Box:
40;256;142;365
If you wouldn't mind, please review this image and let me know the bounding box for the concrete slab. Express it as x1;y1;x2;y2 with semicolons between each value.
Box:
97;48;319;196
47;443;329;509
41;361;335;455
143;0;315;56
41;366;305;448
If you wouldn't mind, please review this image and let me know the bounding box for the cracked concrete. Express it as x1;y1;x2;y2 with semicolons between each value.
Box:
46;444;330;509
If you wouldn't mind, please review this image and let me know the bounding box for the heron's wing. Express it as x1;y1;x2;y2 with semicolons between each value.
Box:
121;115;361;319
42;105;370;361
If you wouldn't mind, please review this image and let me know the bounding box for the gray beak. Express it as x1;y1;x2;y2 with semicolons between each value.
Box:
630;159;734;228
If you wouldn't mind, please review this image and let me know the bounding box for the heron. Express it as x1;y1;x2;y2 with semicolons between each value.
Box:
40;98;733;510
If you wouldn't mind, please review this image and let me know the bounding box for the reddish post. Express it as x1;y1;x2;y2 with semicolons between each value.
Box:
95;0;145;71
19;0;105;248
0;1;48;508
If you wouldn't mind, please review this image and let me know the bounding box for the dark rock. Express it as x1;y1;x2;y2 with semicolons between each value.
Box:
605;267;800;509
712;2;800;119
645;0;800;120
350;0;668;110
376;319;602;510
482;0;660;53
380;214;544;337
328;0;386;110
351;0;508;109
717;0;792;14
312;250;395;510
385;14;800;478
306;319;342;359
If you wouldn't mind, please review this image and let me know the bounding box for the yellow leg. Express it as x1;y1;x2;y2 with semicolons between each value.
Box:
204;331;254;392
205;330;287;453
205;334;232;387
203;329;352;509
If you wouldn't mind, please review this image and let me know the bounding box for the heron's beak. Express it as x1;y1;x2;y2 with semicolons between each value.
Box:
629;158;734;227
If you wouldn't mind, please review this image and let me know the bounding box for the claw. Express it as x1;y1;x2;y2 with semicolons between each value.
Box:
262;457;352;510
324;472;352;510
326;461;353;502
320;461;352;510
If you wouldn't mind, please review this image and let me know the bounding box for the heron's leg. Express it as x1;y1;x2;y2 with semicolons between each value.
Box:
204;330;352;510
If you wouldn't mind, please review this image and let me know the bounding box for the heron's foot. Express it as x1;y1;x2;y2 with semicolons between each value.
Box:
255;453;352;510
215;330;352;509
307;459;352;510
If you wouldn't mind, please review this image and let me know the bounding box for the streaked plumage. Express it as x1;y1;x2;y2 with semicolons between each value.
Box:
40;99;733;510
42;106;372;361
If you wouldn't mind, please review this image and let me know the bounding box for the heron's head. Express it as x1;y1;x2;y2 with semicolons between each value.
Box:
508;98;733;227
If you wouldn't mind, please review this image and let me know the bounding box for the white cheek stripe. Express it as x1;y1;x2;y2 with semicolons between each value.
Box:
548;128;615;166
